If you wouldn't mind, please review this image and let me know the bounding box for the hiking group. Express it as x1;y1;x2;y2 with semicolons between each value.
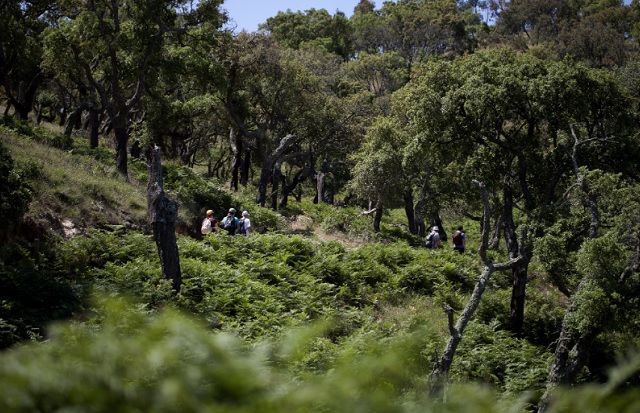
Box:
425;225;465;253
201;208;251;236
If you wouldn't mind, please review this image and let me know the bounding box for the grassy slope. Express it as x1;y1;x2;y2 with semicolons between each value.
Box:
2;128;147;235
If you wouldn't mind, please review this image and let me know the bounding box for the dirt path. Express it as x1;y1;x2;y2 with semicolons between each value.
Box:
288;215;366;249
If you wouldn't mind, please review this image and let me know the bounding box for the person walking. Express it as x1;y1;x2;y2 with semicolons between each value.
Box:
426;226;441;249
221;208;239;235
201;210;217;235
238;210;252;236
452;225;466;254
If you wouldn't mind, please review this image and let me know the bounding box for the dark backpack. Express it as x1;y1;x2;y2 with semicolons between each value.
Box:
237;219;246;235
453;231;463;246
224;217;238;234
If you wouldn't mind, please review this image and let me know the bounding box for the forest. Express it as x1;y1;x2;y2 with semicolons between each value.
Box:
1;0;640;411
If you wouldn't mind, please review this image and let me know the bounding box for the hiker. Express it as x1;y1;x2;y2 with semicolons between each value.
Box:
452;225;466;254
221;208;239;235
238;210;252;236
201;210;218;235
425;226;441;249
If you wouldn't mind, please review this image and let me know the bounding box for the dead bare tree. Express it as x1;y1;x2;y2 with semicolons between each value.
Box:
147;146;181;292
429;180;530;397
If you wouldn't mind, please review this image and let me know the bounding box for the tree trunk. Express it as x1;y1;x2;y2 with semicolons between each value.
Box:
316;171;326;204
280;166;310;209
280;176;291;208
414;198;426;237
373;199;383;232
256;134;299;206
403;189;417;234
537;287;593;413
489;212;503;249
504;185;528;335
414;161;444;238
257;157;273;207
510;265;528;334
64;108;81;137
271;160;282;211
114;124;129;177
88;107;99;148
147;146;181;292
317;160;331;204
35;104;42;125
5;71;42;120
240;148;251;186
229;127;241;191
58;107;67;126
432;214;447;242
430;181;528;397
3;100;11;117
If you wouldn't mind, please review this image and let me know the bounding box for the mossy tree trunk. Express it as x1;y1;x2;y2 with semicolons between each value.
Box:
147;146;181;293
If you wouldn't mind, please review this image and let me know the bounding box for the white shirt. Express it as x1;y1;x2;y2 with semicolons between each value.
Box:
241;218;251;235
201;218;212;235
427;230;441;248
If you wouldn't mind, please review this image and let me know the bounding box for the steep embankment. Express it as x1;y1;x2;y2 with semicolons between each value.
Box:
1;128;147;238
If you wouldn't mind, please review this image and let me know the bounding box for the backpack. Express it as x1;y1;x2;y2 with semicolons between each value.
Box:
237;219;246;235
425;233;434;248
223;217;238;234
452;231;463;246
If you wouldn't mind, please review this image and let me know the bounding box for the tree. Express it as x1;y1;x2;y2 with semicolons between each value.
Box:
139;2;228;167
42;0;212;176
351;0;482;63
430;181;531;396
495;0;635;67
147;146;181;292
0;1;52;120
261;8;354;60
343;51;409;97
218;39;356;210
349;117;408;232
393;47;633;334
538;172;640;411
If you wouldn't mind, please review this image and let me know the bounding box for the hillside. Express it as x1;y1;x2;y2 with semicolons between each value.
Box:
1;126;147;237
3;120;625;413
3;0;640;411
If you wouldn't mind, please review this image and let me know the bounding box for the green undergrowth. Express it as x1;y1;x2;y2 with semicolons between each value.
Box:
1;299;638;413
0;116;73;150
41;229;557;396
60;230;481;339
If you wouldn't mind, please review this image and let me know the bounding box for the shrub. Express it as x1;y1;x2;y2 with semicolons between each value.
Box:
0;117;72;149
0;300;564;413
451;322;552;395
0;242;80;349
58;230;156;274
0;142;32;241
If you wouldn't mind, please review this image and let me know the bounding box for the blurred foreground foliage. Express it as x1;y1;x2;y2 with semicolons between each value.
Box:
2;229;561;397
0;299;639;413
